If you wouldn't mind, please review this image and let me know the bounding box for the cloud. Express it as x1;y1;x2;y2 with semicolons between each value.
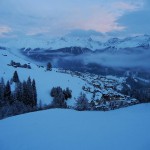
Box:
46;48;150;69
0;25;12;37
83;52;150;68
117;0;150;36
26;27;51;36
67;29;104;37
115;0;144;10
0;0;146;37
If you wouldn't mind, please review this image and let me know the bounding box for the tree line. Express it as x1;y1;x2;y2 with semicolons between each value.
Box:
121;76;150;103
1;71;150;119
0;71;37;119
49;87;89;111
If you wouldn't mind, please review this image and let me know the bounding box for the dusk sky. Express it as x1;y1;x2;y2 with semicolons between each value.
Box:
0;0;149;38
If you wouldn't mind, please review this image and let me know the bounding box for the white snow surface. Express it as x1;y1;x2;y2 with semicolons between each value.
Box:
0;104;150;150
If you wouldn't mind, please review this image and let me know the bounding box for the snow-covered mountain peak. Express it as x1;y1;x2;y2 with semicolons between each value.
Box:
0;34;150;51
104;35;150;49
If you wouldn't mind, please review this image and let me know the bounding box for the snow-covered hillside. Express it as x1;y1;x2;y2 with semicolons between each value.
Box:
0;48;140;109
0;104;150;150
0;38;150;150
0;49;93;105
0;34;150;51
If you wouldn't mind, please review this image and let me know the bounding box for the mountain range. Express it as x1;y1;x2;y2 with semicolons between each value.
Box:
1;34;150;72
0;34;150;51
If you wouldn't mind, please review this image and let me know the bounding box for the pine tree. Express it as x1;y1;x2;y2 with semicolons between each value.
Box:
51;87;68;108
46;62;52;71
75;93;89;111
32;79;37;107
63;87;72;100
0;78;5;99
0;78;5;107
27;77;32;88
12;71;20;83
89;100;96;110
50;87;63;97
14;82;23;102
22;81;28;105
21;77;37;108
52;92;67;108
27;77;33;106
4;81;12;104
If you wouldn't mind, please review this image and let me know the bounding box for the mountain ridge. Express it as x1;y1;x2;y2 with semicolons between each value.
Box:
0;34;150;51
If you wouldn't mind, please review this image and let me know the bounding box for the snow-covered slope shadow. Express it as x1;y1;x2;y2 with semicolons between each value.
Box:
0;104;150;150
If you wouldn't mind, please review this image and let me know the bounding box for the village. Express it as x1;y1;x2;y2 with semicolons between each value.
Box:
58;69;139;110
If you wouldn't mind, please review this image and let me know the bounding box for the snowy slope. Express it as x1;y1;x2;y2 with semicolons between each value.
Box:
0;104;150;150
0;49;93;105
0;48;139;109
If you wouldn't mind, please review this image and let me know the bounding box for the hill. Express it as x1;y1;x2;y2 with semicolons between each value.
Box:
0;104;150;150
